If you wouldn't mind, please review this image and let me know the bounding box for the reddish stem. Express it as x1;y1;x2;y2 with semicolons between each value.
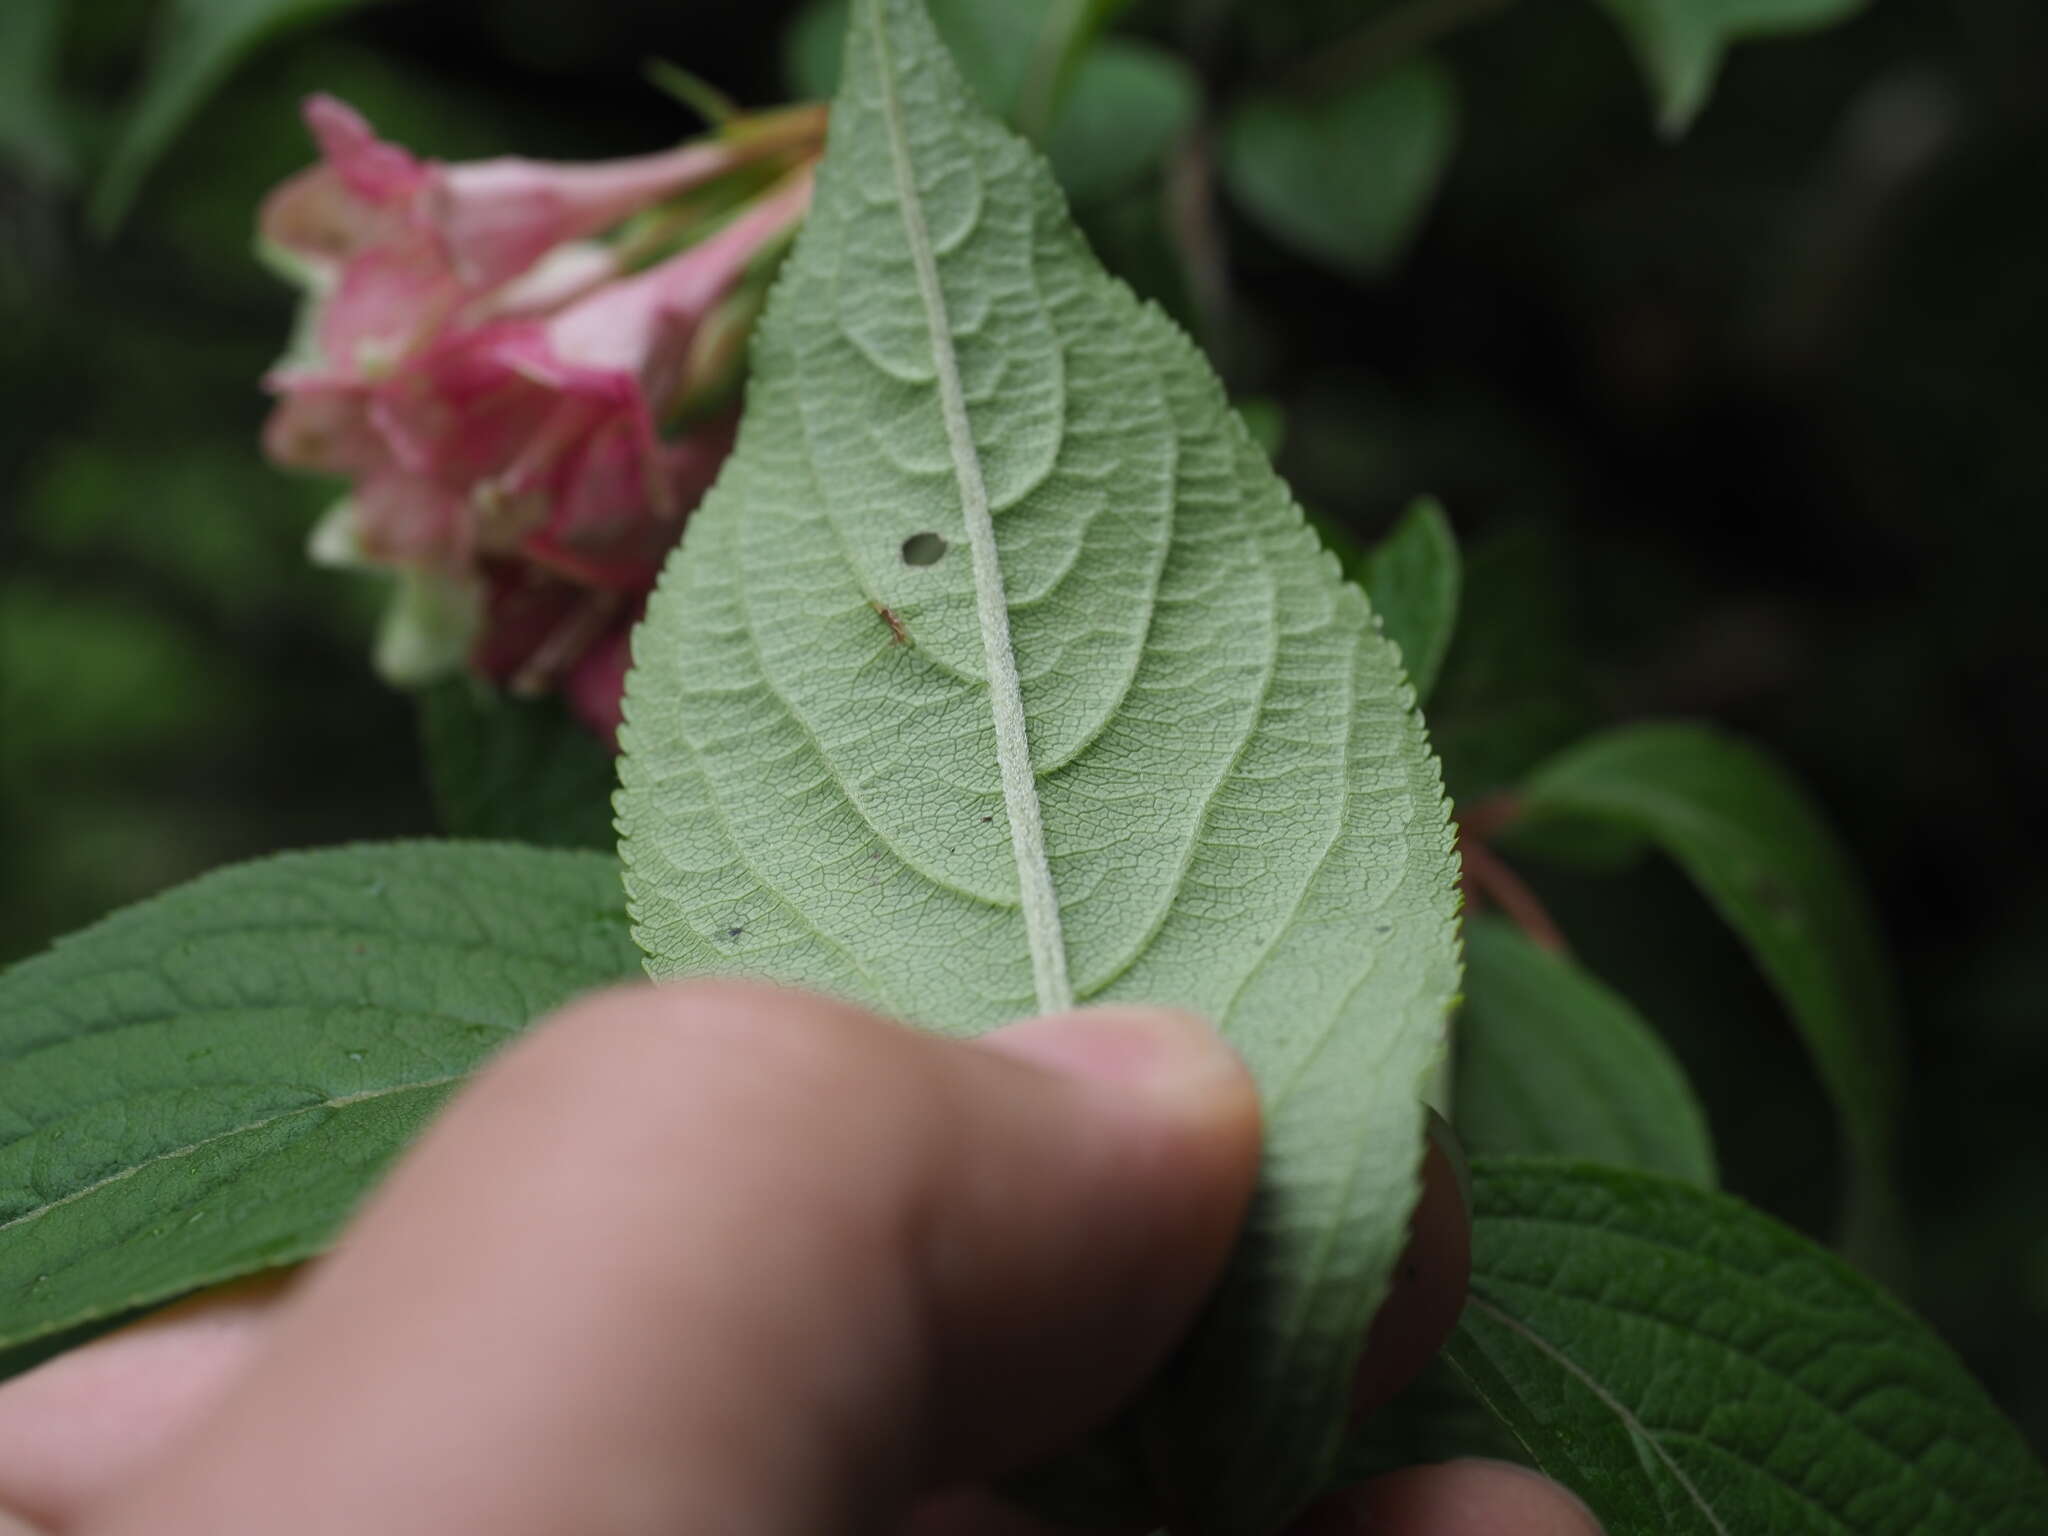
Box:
1458;838;1569;955
1454;790;1524;844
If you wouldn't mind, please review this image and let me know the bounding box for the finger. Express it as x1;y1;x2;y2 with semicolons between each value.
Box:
1350;1114;1472;1422
0;1273;289;1528
1292;1460;1603;1536
80;982;1260;1536
910;1126;1476;1536
903;1121;1478;1536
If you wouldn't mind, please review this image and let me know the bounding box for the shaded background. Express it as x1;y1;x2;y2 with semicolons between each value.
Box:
2;0;2043;1451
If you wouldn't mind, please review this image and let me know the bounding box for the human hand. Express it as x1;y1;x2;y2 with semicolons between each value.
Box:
0;983;1598;1535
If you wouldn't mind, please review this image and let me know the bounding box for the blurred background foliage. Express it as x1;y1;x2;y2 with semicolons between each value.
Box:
1;0;2043;1452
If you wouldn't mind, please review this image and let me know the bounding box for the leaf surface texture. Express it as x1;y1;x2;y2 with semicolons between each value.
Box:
1448;1158;2048;1533
0;842;638;1364
618;2;1461;1528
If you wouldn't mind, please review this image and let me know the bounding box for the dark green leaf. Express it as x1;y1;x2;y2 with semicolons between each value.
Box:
1012;0;1139;140
417;681;618;850
1045;40;1197;204
93;0;380;233
0;842;638;1365
785;0;855;99
1329;1361;1530;1485
1362;496;1460;704
1447;1158;2048;1533
1596;0;1872;135
1457;916;1715;1184
1518;723;1902;1259
0;0;75;185
1220;58;1457;279
1427;520;1592;801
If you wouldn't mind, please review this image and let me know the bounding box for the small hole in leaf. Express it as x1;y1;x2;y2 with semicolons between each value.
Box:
901;531;947;566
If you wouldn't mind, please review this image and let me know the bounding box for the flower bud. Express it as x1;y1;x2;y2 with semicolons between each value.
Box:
257;92;821;744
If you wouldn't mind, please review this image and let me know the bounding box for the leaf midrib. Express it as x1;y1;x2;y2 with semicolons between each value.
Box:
1466;1292;1731;1536
867;0;1070;1013
1474;1247;1987;1496
0;1072;464;1243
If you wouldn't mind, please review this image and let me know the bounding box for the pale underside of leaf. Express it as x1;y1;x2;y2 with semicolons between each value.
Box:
870;8;1070;1013
617;2;1460;1529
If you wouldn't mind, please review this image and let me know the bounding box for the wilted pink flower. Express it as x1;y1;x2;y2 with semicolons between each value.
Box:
261;94;813;383
469;570;641;740
258;93;820;744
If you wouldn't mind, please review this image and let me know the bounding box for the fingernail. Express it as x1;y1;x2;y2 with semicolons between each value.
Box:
983;1007;1256;1124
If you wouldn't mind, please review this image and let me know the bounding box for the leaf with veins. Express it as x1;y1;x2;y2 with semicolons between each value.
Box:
618;2;1460;1529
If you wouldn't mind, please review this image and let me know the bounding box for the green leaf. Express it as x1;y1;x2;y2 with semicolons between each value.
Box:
92;0;379;233
1012;0;1139;141
1328;1358;1527;1485
1457;917;1715;1184
785;0;854;99
618;2;1461;1529
1427;520;1592;801
417;681;618;850
1362;496;1460;704
787;0;1032;113
0;843;638;1365
1045;40;1198;205
1220;58;1458;280
1597;0;1872;136
785;0;1192;203
1446;1158;2048;1533
0;0;75;185
1517;723;1902;1258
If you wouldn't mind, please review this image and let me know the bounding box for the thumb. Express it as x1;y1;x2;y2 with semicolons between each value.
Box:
81;982;1260;1536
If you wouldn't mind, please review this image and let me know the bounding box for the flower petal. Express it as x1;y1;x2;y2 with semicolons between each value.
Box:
430;139;755;288
261;381;384;475
304;94;428;208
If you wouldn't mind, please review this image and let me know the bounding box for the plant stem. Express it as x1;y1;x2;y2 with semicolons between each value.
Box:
1459;838;1568;954
1456;790;1524;843
1166;123;1234;373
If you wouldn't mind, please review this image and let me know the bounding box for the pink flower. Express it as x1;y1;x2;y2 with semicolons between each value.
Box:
326;173;803;577
261;94;808;382
258;94;820;744
468;570;640;738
